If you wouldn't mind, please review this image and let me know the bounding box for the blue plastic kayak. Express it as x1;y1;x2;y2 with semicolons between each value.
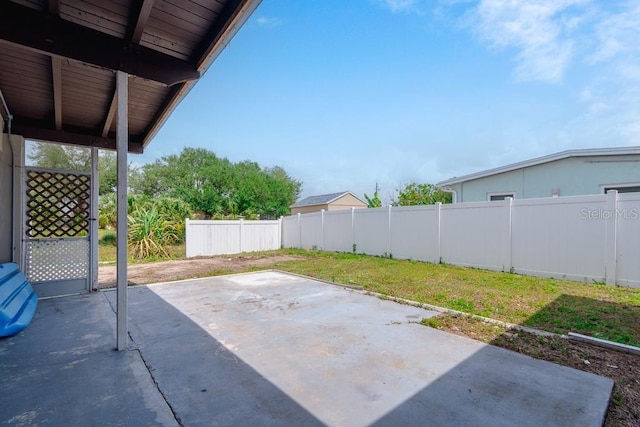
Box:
0;263;38;337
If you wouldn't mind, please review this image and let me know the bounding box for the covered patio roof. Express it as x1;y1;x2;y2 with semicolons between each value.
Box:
0;0;261;153
1;0;262;351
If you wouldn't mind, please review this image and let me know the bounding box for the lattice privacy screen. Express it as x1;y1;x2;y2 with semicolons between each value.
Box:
24;239;89;282
25;170;90;237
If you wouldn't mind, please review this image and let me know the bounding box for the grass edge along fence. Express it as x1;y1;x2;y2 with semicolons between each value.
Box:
282;192;640;288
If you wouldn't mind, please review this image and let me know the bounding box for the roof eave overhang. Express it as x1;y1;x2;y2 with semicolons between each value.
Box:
0;0;263;153
142;0;263;149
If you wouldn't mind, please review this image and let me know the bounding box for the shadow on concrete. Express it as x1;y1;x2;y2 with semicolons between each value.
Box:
119;275;613;427
0;293;177;426
108;286;323;426
368;296;623;426
369;340;612;427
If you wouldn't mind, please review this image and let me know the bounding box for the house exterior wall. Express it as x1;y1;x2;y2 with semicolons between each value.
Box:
0;134;9;263
0;133;24;264
291;204;330;215
326;193;367;211
290;194;368;215
453;155;640;202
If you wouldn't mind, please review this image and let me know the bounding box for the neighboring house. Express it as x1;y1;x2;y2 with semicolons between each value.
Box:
437;146;640;203
290;191;367;215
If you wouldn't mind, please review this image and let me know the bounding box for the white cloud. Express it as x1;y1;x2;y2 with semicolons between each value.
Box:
589;3;640;64
379;0;421;14
574;2;640;144
468;0;589;82
256;16;282;28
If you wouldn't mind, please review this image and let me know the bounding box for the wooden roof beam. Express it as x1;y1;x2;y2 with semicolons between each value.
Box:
0;1;199;86
48;0;62;130
11;121;143;153
102;88;118;137
48;0;59;15
129;0;155;44
51;57;62;130
195;0;245;68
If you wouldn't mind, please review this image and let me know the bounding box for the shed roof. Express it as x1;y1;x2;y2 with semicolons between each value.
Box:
0;0;261;153
291;191;366;208
437;146;640;187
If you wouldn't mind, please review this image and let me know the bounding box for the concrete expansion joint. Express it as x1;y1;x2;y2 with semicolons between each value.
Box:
132;343;184;426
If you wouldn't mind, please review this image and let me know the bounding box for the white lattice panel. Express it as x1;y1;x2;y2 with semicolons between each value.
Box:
25;238;89;282
25;169;90;238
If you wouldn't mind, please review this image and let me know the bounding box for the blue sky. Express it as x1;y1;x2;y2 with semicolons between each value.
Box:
135;0;640;203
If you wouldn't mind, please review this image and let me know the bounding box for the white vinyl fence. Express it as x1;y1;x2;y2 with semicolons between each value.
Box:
282;191;640;288
186;219;281;257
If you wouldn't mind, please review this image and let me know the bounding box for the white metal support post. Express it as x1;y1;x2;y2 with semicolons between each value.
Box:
90;148;99;291
116;71;129;351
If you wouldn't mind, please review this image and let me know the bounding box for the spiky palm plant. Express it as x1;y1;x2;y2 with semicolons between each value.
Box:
127;205;181;259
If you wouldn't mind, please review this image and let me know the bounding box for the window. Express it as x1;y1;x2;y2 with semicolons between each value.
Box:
602;184;640;194
488;193;515;201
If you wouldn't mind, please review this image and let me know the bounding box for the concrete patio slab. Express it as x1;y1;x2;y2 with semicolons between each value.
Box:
0;292;176;426
1;271;613;426
120;271;612;426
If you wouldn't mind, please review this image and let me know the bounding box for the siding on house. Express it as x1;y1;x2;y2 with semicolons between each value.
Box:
291;204;331;215
326;193;367;210
440;151;640;203
0;134;11;263
0;133;23;263
290;192;367;215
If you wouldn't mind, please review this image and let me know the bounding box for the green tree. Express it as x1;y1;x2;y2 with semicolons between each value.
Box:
133;147;301;218
97;151;117;196
28;142;131;196
393;182;452;206
364;183;382;208
28;141;91;171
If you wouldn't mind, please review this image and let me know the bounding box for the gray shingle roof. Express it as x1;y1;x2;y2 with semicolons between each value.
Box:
291;191;364;208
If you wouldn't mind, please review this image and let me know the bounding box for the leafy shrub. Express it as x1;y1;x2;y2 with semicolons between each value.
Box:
100;192;193;259
128;205;181;259
100;233;116;246
98;193;117;228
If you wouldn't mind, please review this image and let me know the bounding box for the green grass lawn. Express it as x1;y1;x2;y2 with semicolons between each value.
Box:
272;250;640;346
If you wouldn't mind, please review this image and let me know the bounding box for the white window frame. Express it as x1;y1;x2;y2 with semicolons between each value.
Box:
600;182;640;194
487;191;516;201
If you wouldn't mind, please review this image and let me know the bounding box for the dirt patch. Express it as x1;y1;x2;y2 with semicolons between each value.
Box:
97;254;302;289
